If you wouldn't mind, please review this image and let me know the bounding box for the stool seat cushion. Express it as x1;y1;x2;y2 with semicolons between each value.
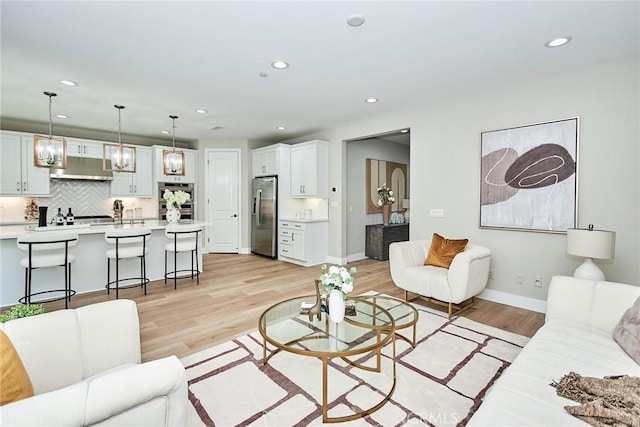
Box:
20;253;76;268
106;246;149;259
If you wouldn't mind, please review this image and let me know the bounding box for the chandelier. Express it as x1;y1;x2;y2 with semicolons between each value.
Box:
103;105;136;173
162;115;185;176
33;91;67;169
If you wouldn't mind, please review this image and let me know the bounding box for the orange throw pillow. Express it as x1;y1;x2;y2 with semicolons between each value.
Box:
0;330;34;405
424;233;468;268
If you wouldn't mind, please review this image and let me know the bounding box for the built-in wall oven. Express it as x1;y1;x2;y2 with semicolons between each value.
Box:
158;182;195;220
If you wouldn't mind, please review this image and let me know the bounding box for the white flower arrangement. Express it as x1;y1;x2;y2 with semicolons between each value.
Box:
163;189;191;209
319;264;356;299
376;183;395;206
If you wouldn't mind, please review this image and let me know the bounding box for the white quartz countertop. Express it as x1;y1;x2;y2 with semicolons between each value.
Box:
0;220;207;240
279;217;329;223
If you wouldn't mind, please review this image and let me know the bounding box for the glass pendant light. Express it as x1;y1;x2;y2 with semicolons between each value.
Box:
162;115;185;176
103;104;136;173
33;91;67;169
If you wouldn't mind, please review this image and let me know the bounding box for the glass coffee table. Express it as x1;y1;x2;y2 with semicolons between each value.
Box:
258;295;397;423
356;295;419;347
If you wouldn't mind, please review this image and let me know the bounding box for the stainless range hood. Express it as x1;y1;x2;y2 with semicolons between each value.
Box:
50;157;114;181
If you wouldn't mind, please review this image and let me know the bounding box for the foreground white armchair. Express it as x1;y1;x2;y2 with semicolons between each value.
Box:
0;299;187;426
389;239;491;317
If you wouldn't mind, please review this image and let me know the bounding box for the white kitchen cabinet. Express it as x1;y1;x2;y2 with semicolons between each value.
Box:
251;144;290;178
154;146;197;183
67;138;103;159
111;146;153;197
278;220;328;266
0;131;50;196
290;140;328;198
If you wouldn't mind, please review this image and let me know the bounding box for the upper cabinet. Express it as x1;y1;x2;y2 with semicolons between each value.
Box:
153;146;197;183
66;138;103;159
290;140;328;198
0;131;50;196
110;146;153;197
251;144;290;177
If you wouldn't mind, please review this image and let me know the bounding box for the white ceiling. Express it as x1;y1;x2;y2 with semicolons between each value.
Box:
1;1;638;144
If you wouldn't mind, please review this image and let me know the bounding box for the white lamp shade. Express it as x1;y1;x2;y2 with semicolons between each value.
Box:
566;228;615;260
402;199;410;209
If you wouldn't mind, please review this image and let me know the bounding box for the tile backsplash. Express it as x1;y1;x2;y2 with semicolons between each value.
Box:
0;180;157;223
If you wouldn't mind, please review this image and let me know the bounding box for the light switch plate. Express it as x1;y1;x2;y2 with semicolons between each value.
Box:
429;209;444;217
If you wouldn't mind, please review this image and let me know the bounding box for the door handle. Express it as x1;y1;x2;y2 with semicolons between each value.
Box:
231;214;237;218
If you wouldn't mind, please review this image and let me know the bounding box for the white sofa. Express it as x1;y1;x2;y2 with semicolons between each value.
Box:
469;275;640;426
0;299;188;426
389;239;491;316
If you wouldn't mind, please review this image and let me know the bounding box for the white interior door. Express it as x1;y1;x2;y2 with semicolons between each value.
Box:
206;149;240;253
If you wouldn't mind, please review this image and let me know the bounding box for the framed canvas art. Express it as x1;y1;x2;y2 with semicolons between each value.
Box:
480;117;579;233
366;159;407;214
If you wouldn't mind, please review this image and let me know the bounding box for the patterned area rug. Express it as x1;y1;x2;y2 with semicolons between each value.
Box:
181;301;529;426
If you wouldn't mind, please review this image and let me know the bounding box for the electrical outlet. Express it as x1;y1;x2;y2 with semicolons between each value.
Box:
488;269;494;280
516;273;524;284
533;276;542;288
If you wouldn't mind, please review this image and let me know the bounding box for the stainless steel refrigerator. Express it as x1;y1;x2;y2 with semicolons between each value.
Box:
251;176;277;258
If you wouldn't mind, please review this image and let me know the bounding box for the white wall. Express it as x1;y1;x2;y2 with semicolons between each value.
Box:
285;56;639;306
346;139;410;258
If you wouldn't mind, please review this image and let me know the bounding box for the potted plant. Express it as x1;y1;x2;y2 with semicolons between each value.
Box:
0;304;45;323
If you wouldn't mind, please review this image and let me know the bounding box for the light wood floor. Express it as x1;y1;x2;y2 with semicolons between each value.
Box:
42;253;545;362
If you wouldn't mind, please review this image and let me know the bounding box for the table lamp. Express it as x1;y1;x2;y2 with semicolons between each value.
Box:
566;224;615;281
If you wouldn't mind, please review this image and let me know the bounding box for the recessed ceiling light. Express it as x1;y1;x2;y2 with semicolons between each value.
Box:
59;79;78;87
271;60;289;70
160;130;169;134
347;14;365;27
365;97;378;103
277;126;286;131
545;36;572;48
195;109;207;114
55;114;68;119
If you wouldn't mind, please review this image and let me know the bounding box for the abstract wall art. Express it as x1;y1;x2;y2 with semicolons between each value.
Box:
366;159;407;214
480;117;578;233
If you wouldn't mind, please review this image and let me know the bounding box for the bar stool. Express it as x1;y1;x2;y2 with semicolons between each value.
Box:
17;231;78;308
105;228;151;299
164;224;202;289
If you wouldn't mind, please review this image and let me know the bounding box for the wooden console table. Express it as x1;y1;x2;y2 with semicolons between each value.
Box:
365;223;409;261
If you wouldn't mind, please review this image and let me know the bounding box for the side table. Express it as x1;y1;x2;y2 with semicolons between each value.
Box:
365;223;409;261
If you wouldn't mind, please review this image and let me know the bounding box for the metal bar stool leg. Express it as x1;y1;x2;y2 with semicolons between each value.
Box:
107;259;111;295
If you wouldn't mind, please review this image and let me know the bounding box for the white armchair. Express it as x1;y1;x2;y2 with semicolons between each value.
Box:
0;299;188;426
389;239;491;317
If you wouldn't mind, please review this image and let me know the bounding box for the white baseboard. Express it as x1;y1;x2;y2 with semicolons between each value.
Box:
478;288;547;314
238;247;251;255
347;252;367;263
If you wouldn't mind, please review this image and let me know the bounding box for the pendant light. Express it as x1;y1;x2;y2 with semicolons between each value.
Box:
34;91;67;169
162;115;185;176
103;104;136;173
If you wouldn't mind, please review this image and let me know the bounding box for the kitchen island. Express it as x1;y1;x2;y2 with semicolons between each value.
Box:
0;220;207;307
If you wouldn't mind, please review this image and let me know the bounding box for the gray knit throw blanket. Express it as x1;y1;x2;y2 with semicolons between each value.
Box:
551;372;640;427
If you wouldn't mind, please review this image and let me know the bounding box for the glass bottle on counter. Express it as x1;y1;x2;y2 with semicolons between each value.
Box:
66;208;74;225
55;208;65;226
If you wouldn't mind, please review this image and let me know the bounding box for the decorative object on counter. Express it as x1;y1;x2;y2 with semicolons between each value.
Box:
113;199;124;222
103;105;136;173
0;303;44;323
66;208;74;225
55;208;65;226
402;198;410;222
24;200;39;222
377;183;395;225
37;206;48;227
566;224;615;281
163;115;185;176
33;91;67;169
319;263;356;323
163;190;190;224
